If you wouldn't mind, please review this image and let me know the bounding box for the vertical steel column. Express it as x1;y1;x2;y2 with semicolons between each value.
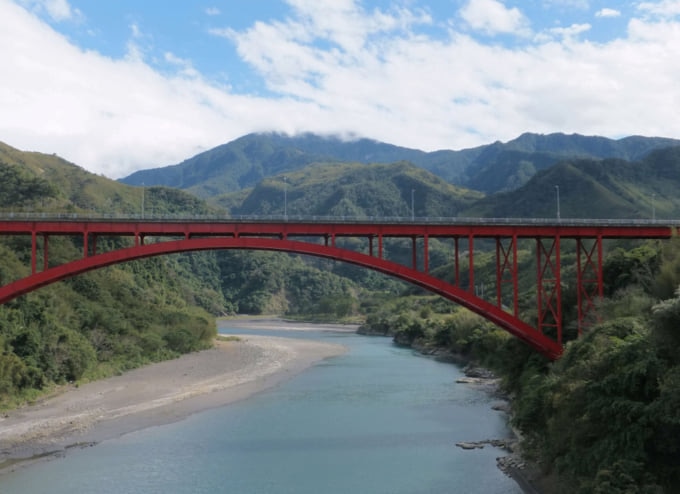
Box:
536;236;562;344
454;237;460;286
576;236;603;335
556;235;562;344
412;236;417;270
31;231;37;275
423;234;429;274
368;236;374;257
496;237;501;307
495;235;519;315
43;235;49;272
513;235;519;316
468;234;474;293
597;235;604;298
536;238;542;332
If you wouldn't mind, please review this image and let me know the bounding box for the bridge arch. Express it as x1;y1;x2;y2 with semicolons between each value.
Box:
0;236;563;360
2;216;673;361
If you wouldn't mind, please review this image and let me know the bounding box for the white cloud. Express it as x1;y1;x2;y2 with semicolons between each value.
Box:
595;8;621;18
164;52;200;78
2;0;680;180
20;0;80;22
543;0;589;8
548;22;591;39
459;0;530;36
205;7;220;16
637;1;680;18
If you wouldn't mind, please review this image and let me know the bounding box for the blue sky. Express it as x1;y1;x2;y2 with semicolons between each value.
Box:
1;0;680;178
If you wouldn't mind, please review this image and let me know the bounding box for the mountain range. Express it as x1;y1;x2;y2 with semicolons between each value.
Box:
119;132;680;220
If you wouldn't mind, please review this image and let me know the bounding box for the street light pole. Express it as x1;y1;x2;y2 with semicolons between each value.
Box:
283;176;287;219
554;185;560;221
652;193;656;220
141;183;145;219
411;189;415;221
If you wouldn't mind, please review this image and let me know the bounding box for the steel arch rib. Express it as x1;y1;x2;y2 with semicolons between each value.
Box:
0;236;563;359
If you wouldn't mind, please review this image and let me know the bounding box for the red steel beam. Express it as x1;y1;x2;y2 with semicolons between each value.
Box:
0;220;674;240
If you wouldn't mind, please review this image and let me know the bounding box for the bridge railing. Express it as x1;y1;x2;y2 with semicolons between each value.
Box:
0;211;677;227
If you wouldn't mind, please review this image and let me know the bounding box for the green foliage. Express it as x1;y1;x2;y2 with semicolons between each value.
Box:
216;250;358;317
507;273;680;492
0;146;223;409
0;162;59;209
230;161;482;219
603;244;661;296
431;310;503;357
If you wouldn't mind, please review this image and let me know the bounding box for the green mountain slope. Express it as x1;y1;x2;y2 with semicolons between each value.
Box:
0;142;217;216
464;146;680;219
119;132;680;196
466;133;680;194
219;161;482;218
0;143;229;406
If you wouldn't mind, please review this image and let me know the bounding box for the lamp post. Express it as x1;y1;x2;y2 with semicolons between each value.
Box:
652;193;656;221
283;176;287;219
554;185;560;221
411;189;415;221
141;183;145;219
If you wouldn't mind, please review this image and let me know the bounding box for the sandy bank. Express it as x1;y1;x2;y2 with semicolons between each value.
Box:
0;332;347;472
219;316;359;333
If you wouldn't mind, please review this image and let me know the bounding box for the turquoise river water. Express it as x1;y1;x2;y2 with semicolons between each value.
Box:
0;323;523;493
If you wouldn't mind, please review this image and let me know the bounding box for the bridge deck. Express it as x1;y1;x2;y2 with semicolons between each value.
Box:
0;215;675;239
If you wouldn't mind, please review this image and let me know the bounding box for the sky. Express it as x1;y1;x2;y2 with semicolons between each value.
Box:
1;0;680;179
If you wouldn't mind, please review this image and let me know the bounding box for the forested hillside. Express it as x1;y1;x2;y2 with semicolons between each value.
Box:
464;146;680;219
0;146;225;407
0;143;361;408
120;132;680;196
216;161;482;217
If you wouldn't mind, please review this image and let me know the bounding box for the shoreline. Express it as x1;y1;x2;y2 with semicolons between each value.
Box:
0;321;350;475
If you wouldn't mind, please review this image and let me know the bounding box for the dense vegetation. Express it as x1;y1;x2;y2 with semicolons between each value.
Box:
0;153;226;407
507;239;680;493
221;161;482;218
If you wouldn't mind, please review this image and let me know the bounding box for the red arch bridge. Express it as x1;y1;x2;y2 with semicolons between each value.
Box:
0;215;675;360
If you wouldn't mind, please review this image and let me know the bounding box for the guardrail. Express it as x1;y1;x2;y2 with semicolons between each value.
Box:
0;211;677;227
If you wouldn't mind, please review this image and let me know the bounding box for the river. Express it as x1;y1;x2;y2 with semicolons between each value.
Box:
0;322;522;493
